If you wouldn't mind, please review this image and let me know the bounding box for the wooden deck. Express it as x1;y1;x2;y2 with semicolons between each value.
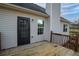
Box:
0;41;74;56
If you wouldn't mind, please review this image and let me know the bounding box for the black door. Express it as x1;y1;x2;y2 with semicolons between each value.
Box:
17;16;30;46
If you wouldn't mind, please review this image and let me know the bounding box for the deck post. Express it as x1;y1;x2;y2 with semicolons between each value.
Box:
0;32;1;50
75;36;78;52
50;31;52;43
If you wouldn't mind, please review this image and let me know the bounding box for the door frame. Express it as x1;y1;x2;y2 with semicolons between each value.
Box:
17;16;30;46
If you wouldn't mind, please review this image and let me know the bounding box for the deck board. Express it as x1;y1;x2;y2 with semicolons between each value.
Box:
0;41;74;56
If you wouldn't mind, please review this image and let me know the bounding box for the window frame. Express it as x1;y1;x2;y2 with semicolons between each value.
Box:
37;20;44;35
63;24;68;32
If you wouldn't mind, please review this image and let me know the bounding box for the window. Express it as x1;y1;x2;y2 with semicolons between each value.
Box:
63;24;68;32
37;20;44;35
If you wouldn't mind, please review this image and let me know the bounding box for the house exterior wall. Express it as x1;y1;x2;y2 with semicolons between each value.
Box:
46;3;61;33
0;7;50;49
70;23;79;36
0;8;17;49
46;3;69;35
60;22;69;35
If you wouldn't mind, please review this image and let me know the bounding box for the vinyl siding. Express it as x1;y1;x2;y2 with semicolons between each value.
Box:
46;3;69;35
0;7;50;49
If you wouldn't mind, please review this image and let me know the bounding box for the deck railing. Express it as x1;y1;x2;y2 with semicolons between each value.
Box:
63;35;79;51
50;31;69;45
50;31;79;51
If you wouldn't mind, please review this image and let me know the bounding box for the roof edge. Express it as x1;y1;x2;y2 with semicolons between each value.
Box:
0;3;49;18
60;17;71;23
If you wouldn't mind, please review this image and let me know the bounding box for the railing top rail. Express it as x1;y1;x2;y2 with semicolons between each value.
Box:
52;32;69;37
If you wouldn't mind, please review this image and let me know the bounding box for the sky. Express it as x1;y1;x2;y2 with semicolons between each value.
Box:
36;3;79;22
61;3;79;22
